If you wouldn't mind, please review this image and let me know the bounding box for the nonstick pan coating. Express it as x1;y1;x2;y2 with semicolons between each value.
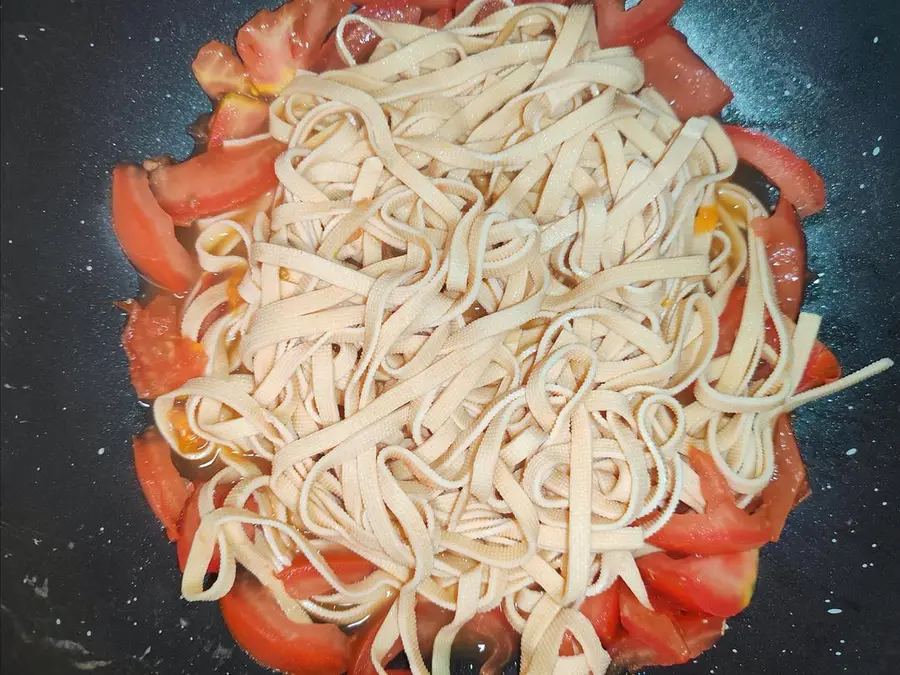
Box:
2;1;899;673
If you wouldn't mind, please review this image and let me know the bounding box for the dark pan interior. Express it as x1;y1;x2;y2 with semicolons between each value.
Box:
2;1;899;673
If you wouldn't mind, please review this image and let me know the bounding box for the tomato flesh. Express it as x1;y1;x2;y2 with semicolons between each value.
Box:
176;483;257;573
760;415;809;542
617;585;690;666
317;1;424;70
236;0;353;94
220;576;350;675
649;447;770;555
797;341;841;393
595;0;684;47
111;165;198;293
579;582;621;645
348;607;403;675
118;295;207;400
725;125;826;217
278;548;376;600
751;197;807;321
149;138;283;224
192;40;253;99
132;427;192;542
420;7;454;28
207;93;270;149
637;549;759;617
634;25;733;119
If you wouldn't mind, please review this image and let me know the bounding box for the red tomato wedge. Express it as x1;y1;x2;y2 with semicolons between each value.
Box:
192;41;254;99
634;26;733;119
220;576;350;675
637;549;759;617
797;341;841;393
760;415;809;542
132;427;192;542
617;585;690;666
176;483;257;573
348;607;403;675
579;582;621;645
236;0;352;94
715;285;747;357
421;8;454;28
316;1;424;71
278;548;376;600
207;93;270;149
118;295;207;400
457;607;517;674
649;447;770;555
149;138;283;224
111;165;198;293
750;197;807;321
609;611;725;669
594;0;684;48
724;125;826;217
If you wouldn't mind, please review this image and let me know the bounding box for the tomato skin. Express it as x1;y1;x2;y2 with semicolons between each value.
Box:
236;0;353;94
595;0;684;48
111;165;198;293
797;341;841;393
149;138;283;224
617;585;690;666
760;415;809;542
118;296;207;400
192;41;254;99
278;549;376;600
207;94;270;149
132;427;192;542
634;25;733;119
649;447;770;555
724;125;826;217
637;549;759;617
220;577;350;675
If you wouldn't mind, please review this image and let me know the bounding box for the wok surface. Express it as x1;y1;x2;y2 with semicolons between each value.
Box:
1;1;899;673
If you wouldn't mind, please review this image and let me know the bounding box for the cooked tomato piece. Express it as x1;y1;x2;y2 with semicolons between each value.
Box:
348;607;403;675
132;427;192;542
316;1;424;70
637;549;758;617
634;25;733;119
715;285;747;358
724;125;826;217
278;548;376;600
111;165;198;293
677;613;726;659
118;295;207;399
759;415;809;542
580;582;621;645
457;607;517;674
220;576;350;675
649;447;770;555
751;198;807;321
176;483;257;573
149;138;283;224
595;0;684;48
363;0;454;8
617;585;689;666
207;93;270;149
192;41;254;99
420;7;454;28
236;0;352;94
797;341;841;393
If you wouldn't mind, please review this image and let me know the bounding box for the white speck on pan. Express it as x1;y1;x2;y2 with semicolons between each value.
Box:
872;146;881;156
827;608;843;615
845;448;857;456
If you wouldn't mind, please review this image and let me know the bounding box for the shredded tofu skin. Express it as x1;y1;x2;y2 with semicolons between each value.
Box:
154;2;892;674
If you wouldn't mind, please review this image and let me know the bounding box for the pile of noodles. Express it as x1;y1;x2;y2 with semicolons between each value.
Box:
152;3;892;674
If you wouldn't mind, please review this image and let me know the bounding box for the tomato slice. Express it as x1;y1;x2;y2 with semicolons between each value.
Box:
617;585;689;666
759;415;809;542
278;548;376;600
420;7;454;28
220;576;350;675
348;607;403;675
649;447;770;555
236;0;353;94
317;1;424;70
637;549;758;617
192;41;254;99
207;94;270;149
634;25;733;119
111;165;198;293
149;138;283;224
118;295;207;400
724;125;826;217
797;341;841;393
579;581;621;645
595;0;684;48
132;427;192;542
751;198;807;321
677;613;726;659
